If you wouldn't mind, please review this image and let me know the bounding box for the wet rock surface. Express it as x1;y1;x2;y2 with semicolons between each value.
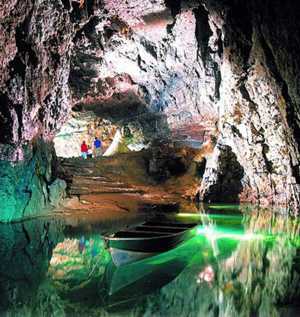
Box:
0;0;100;219
200;145;244;203
199;0;300;209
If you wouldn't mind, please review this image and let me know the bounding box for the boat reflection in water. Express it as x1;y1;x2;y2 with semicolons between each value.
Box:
103;212;245;311
103;234;205;310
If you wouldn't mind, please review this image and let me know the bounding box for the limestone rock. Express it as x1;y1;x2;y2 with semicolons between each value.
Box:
0;0;100;219
199;144;244;203
70;1;219;137
48;179;67;208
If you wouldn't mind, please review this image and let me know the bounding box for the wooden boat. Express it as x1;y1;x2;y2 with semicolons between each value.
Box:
104;220;197;266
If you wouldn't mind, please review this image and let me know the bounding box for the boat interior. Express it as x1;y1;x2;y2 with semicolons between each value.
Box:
112;220;197;238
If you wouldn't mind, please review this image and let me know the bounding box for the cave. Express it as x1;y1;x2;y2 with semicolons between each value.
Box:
1;0;300;315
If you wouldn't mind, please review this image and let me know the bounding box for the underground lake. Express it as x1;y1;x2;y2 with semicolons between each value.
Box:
0;205;299;316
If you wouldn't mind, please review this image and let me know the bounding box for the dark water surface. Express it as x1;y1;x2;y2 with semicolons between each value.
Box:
0;205;300;317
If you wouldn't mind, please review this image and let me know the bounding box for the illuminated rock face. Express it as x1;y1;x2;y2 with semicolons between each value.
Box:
0;140;66;222
53;111;119;158
1;0;300;219
199;0;300;208
0;1;77;158
68;0;219;145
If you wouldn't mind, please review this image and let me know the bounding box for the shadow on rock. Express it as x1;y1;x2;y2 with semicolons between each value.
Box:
203;145;244;203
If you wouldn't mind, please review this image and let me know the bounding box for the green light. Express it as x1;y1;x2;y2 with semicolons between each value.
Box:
176;213;242;219
196;225;264;241
208;204;240;210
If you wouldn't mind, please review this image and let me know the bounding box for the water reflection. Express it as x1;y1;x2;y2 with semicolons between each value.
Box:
0;218;64;313
0;206;299;317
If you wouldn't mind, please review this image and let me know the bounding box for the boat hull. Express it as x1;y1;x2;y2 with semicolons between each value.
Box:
106;229;195;253
104;220;198;266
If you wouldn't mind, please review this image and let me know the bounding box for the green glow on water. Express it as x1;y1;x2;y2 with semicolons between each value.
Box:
105;223;250;303
208;204;240;210
176;213;242;219
1;210;299;316
175;212;296;245
196;225;264;241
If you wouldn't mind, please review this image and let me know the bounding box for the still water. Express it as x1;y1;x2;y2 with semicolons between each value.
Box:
0;205;299;317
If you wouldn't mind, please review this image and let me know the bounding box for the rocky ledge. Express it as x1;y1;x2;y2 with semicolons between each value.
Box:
57;143;209;215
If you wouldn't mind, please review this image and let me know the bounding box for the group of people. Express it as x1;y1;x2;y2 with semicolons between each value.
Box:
80;137;102;159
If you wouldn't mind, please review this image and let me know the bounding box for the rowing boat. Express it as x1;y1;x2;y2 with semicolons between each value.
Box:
104;220;197;266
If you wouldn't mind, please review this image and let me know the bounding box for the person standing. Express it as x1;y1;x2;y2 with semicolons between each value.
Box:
93;137;102;157
81;140;88;159
87;146;93;159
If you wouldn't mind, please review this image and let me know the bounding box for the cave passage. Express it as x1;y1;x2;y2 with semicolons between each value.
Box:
1;0;300;315
3;0;300;221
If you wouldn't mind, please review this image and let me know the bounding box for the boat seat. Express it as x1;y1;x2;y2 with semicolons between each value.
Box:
113;230;173;238
135;225;187;233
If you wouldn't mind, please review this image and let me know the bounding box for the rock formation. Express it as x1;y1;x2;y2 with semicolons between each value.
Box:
0;0;98;220
199;0;300;209
1;0;300;220
57;144;201;215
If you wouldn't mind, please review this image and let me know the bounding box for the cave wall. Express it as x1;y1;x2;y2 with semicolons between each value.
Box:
0;0;74;154
0;140;66;222
0;0;100;220
199;0;300;209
